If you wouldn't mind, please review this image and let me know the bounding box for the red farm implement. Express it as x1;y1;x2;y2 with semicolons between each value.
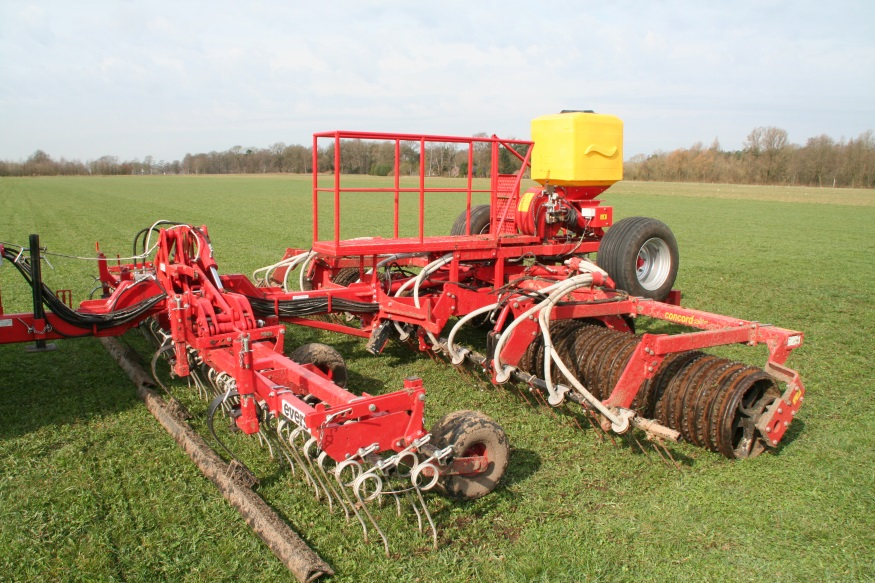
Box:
0;111;806;577
252;111;805;461
0;222;508;563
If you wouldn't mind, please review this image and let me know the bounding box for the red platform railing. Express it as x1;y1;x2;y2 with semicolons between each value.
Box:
310;131;533;252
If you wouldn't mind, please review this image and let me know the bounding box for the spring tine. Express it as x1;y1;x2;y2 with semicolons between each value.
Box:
275;420;296;474
316;452;351;522
257;425;275;459
303;437;335;513
390;485;402;515
353;471;390;556
404;489;424;532
294;431;323;495
287;428;321;498
414;484;438;549
334;460;371;542
265;419;292;466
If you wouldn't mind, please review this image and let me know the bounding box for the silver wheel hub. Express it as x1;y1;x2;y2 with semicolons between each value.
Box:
636;237;671;291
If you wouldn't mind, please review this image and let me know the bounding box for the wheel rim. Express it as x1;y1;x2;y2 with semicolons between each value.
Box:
636;237;672;291
718;373;780;459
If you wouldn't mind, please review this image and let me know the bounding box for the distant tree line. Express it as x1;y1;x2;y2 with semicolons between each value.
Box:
0;136;527;179
626;127;875;188
0;150;182;177
3;126;873;188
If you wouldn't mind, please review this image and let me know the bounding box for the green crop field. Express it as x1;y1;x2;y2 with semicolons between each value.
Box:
1;175;873;582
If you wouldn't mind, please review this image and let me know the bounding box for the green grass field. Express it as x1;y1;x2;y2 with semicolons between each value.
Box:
1;175;873;582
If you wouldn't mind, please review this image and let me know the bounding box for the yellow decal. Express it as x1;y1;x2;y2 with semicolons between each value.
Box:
599;213;608;221
663;311;707;327
792;391;801;405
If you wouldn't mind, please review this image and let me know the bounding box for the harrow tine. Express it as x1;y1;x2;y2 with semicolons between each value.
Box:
582;409;604;439
191;369;209;401
284;427;321;498
409;449;449;549
564;403;585;432
274;420;296;474
582;408;617;446
316;452;351;523
303;437;336;513
413;485;438;549
403;489;424;533
334;459;372;542
352;468;390;556
257;421;276;459
630;433;647;456
657;440;682;470
650;436;672;466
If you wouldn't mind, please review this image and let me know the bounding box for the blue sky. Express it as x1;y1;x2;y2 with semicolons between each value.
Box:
1;0;873;162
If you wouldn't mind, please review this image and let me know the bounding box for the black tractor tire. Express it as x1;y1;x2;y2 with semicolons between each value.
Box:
330;267;360;287
597;216;679;301
301;264;359;291
288;343;348;388
450;205;492;236
429;410;509;500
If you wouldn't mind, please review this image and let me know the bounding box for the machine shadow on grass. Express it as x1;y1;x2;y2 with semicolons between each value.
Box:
773;418;805;454
0;339;140;441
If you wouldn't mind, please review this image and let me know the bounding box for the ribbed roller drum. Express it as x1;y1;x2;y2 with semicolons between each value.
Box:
523;324;782;460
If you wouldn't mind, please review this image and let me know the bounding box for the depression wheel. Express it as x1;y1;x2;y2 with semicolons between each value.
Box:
288;342;348;388
430;410;509;500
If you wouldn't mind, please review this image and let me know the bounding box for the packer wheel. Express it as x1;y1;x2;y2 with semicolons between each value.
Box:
450;204;492;236
597;216;679;301
715;369;780;459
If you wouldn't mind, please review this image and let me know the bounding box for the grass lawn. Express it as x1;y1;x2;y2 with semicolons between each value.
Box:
1;175;873;581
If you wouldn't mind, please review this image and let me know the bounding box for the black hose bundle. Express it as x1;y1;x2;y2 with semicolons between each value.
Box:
1;246;167;330
246;295;379;319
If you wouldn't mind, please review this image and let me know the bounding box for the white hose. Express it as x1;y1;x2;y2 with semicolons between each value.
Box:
393;253;454;345
413;253;453;311
446;303;499;364
491;275;585;383
530;264;628;428
298;252;317;292
252;251;311;287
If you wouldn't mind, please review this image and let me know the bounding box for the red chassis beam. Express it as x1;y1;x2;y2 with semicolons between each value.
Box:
0;277;166;345
200;339;427;459
144;226;433;462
